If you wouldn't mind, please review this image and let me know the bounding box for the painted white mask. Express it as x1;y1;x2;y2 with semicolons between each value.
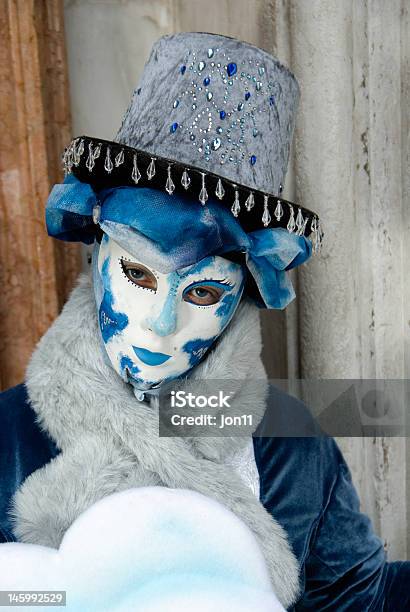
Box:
93;234;245;388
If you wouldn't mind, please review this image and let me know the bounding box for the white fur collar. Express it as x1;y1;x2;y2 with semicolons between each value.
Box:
11;274;299;607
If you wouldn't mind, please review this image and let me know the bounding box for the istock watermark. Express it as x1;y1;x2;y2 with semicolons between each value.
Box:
170;390;233;409
169;389;253;430
159;381;258;437
159;379;410;438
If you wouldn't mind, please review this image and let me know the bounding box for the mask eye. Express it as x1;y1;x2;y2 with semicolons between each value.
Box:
120;260;157;291
183;284;226;306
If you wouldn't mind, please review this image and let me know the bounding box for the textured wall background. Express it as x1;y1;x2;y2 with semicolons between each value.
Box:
64;0;409;559
0;0;81;390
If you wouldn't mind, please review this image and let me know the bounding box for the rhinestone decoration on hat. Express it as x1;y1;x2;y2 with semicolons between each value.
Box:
164;46;284;171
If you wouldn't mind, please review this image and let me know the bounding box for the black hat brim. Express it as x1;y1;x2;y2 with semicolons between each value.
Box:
64;135;321;238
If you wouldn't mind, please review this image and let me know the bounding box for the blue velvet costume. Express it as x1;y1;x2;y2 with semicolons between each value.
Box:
1;383;409;611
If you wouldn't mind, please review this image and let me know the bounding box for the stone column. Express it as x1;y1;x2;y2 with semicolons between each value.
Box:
0;0;81;390
283;0;409;559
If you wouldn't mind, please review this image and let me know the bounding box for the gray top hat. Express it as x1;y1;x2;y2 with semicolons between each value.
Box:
63;32;322;248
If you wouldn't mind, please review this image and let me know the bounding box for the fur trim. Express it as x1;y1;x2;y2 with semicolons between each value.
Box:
11;274;299;606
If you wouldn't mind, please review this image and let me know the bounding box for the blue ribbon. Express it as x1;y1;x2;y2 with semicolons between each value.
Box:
245;228;312;308
46;175;312;309
46;175;101;244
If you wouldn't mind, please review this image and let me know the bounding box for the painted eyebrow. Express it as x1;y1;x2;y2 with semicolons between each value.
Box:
183;279;235;292
119;257;159;278
120;256;147;265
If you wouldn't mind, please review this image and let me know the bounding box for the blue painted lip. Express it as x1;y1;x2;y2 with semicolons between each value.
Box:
132;346;172;366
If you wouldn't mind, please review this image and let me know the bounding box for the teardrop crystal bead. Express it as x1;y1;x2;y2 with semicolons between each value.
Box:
287;205;296;232
86;143;95;171
63;143;74;175
73;138;84;166
165;166;175;195
297;217;308;236
147;158;156;180
131;154;141;184
296;207;304;231
199;186;208;205
104;147;114;173
215;178;225;200
245;192;255;211
92;144;101;160
274;200;283;221
115;148;124;167
199;174;208;205
181;169;191;190
231;191;241;217
64;145;74;171
312;219;324;253
77;138;84;156
262;196;271;227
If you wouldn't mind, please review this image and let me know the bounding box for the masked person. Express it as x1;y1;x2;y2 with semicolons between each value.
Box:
0;33;408;611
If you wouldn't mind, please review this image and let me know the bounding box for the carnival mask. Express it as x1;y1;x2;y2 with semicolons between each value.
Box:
93;234;245;388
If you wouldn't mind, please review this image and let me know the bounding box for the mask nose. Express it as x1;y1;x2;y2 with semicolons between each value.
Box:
143;294;178;337
148;314;177;337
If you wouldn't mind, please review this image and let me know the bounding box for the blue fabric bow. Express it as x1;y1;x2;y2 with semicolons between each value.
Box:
46;175;312;309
